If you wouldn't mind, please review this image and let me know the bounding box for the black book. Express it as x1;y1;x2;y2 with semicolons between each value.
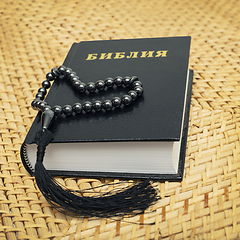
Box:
21;37;193;181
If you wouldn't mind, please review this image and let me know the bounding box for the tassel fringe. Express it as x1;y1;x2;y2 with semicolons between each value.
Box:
35;161;159;218
34;129;159;218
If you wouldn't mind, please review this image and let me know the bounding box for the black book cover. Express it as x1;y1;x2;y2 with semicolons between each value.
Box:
22;37;192;180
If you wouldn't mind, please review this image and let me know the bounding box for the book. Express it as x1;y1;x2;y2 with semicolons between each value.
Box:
21;37;193;181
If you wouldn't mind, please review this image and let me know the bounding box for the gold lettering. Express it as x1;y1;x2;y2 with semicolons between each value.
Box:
155;50;168;57
86;50;168;60
140;51;155;58
99;53;113;60
126;52;139;58
86;53;98;60
114;52;125;59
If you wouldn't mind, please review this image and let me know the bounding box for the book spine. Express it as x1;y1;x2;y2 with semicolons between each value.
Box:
20;143;34;175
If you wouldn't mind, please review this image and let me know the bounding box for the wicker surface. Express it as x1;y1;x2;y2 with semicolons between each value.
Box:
1;0;240;239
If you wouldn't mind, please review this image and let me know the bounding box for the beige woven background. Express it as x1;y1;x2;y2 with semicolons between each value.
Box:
1;0;240;239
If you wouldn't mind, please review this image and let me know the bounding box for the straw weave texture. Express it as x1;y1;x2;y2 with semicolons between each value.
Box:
1;0;240;239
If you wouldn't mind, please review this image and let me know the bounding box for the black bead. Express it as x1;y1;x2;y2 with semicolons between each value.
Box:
43;105;51;112
65;68;72;77
52;105;62;116
38;87;46;95
36;92;44;100
42;80;51;89
129;76;139;87
63;105;73;116
105;78;114;88
39;101;47;111
31;99;36;109
31;99;39;110
77;83;86;93
58;65;66;74
122;76;131;87
114;76;123;87
72;103;82;114
102;100;113;111
134;86;143;96
70;76;80;84
132;81;143;88
51;67;60;78
86;82;96;93
96;80;105;90
82;101;92;113
35;100;42;109
92;100;102;112
69;72;77;80
72;79;81;89
112;97;122;108
128;90;138;101
121;95;132;106
46;72;55;81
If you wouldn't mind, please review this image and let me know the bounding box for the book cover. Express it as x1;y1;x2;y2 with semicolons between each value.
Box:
21;37;192;181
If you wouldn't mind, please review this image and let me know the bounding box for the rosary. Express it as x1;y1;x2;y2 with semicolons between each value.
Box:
28;66;159;218
31;65;143;121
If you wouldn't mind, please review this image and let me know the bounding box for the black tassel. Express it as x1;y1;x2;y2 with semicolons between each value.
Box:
34;113;159;218
35;161;159;218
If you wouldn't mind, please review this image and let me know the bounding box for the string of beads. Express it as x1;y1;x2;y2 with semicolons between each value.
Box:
31;66;143;116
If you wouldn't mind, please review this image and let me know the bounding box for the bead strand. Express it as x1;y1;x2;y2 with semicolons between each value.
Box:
31;66;143;117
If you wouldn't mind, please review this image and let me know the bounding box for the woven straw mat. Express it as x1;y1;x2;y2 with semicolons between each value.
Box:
1;0;240;239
